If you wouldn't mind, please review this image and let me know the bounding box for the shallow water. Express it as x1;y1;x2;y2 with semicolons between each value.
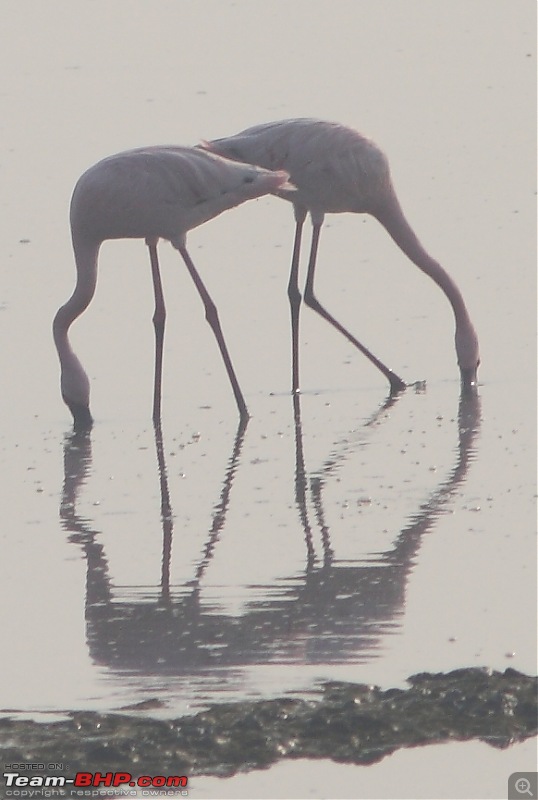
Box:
0;1;536;798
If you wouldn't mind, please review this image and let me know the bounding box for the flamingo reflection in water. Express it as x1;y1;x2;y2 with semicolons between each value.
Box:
59;385;481;678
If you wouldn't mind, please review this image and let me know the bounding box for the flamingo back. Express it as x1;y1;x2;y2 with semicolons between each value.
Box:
70;146;291;245
206;118;393;217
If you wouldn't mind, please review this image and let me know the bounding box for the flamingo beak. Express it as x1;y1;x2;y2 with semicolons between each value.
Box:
277;179;297;192
65;398;94;431
271;171;296;193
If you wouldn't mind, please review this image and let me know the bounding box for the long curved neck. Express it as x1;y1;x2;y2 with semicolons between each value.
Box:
53;235;99;423
53;235;99;349
373;189;472;328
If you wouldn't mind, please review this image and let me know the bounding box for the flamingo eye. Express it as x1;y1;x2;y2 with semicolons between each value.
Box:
243;175;255;184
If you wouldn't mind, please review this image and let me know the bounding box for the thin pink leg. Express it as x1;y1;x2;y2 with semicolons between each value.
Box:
287;208;307;393
177;243;249;422
303;223;406;394
147;239;166;423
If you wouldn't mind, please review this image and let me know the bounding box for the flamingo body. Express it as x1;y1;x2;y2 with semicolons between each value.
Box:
71;145;289;245
208;118;390;219
54;145;292;428
206;118;480;388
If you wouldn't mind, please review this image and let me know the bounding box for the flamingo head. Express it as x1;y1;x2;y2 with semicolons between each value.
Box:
455;324;480;392
64;397;94;431
60;352;93;431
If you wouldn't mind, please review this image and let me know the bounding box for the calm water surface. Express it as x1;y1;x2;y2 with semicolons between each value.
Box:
0;2;535;798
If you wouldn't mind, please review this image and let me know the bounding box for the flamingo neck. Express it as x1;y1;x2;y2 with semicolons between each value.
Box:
373;192;469;323
372;189;479;376
54;238;99;348
53;236;99;425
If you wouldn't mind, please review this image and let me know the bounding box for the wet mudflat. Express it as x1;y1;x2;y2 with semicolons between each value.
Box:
0;2;536;799
1;669;536;781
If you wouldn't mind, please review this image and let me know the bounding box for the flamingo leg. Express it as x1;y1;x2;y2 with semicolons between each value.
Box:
176;243;249;422
287;208;307;393
292;391;316;570
153;419;173;604
303;222;407;394
147;239;166;423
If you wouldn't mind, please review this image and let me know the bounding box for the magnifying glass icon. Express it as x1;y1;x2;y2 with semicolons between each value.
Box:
515;778;533;797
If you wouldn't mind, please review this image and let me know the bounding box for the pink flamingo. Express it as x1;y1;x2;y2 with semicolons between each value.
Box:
53;145;292;429
204;118;480;393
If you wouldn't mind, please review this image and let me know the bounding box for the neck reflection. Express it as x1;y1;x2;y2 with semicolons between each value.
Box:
60;389;481;675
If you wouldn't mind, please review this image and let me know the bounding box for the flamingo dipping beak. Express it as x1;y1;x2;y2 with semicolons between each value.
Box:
460;365;479;393
65;399;94;431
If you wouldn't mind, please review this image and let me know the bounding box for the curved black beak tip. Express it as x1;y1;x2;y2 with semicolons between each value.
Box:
68;402;94;432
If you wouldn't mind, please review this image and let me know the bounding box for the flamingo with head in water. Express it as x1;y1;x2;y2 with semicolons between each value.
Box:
204;118;480;393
